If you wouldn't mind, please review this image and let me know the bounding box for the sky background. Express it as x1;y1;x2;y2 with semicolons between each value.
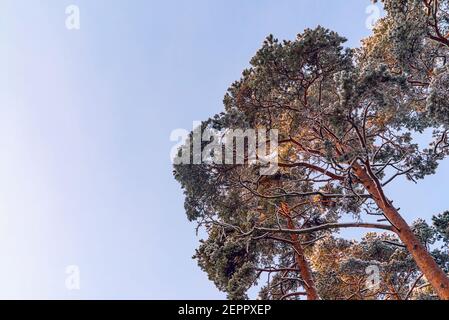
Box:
0;0;448;299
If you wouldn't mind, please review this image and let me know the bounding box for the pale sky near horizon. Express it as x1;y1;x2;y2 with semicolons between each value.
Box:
0;0;448;299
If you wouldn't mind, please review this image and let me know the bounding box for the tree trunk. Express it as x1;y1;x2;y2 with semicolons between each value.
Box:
353;164;449;300
282;204;320;300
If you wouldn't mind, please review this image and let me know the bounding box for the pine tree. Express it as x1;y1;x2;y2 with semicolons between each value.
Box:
174;2;449;299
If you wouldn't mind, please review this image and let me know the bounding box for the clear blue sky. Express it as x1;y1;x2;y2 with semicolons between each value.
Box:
0;0;448;299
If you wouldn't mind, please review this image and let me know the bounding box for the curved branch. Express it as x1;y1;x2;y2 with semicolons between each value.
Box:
278;162;345;181
280;291;307;300
255;222;394;235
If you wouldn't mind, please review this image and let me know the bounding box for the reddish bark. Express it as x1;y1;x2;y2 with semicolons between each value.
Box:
353;164;449;300
281;203;320;300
